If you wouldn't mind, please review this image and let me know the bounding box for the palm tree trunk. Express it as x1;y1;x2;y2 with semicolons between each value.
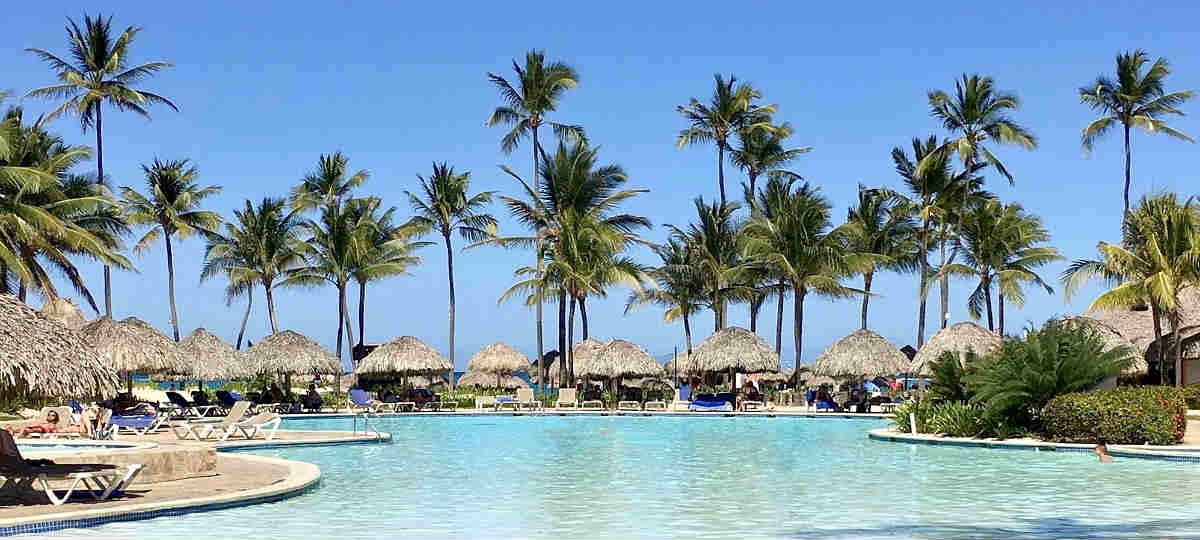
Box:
444;235;456;390
748;170;758;201
567;295;577;381
357;280;366;348
1123;124;1132;221
533;128;544;394
340;282;356;366
164;230;180;341
983;279;994;331
860;272;874;330
717;143;727;207
1152;304;1165;385
683;313;693;355
264;281;279;334
17;283;26;303
557;289;567;389
1172;314;1184;387
749;295;763;334
775;284;785;355
939;223;949;329
236;287;253;350
793;285;806;368
336;286;345;361
579;295;589;340
998;290;1005;336
95;105;112;319
917;203;931;346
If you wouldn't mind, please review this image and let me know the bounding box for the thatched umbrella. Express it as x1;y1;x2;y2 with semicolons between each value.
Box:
594;340;661;379
663;351;701;381
1087;287;1200;356
248;330;341;376
177;328;251;383
80;315;185;392
466;343;529;387
805;374;837;388
1061;316;1148;375
0;294;119;398
456;370;528;389
690;327;780;391
757;371;789;383
566;338;607;379
909;322;1002;375
355;335;452;377
38;297;87;330
812;329;909;379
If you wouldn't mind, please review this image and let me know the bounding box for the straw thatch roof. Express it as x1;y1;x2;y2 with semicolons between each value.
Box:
757;371;790;383
177;328;250;380
624;376;674;389
248;330;341;375
812;329;909;378
567;338;606;379
455;370;529;389
38;297;87;330
404;374;449;387
466;343;529;375
0;294;119;398
1087;288;1200;355
663;351;701;377
355;335;451;376
804;375;837;387
80;316;185;374
909;322;1002;375
690;327;780;373
1060;316;1148;375
592;339;662;379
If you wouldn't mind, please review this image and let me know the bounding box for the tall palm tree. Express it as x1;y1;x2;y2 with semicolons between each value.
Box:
744;178;858;367
730;120;809;196
625;239;705;355
202;197;304;344
1064;193;1200;386
844;185;918;330
669;198;745;331
351;198;430;349
122;159;222;341
1080;50;1196;223
486;50;584;388
677;74;775;206
407;163;497;389
290;152;369;214
26;14;177;317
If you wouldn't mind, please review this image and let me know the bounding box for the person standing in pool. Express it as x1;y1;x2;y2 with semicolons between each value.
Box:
1095;443;1113;463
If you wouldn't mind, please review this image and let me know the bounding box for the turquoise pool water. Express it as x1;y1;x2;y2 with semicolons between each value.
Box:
45;416;1200;538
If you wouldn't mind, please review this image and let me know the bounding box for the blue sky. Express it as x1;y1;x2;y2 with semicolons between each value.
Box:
4;1;1200;371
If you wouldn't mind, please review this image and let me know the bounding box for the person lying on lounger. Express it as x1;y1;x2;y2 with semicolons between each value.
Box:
3;410;87;438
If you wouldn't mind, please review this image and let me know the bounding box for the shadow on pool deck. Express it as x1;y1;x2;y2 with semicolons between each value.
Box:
791;515;1200;539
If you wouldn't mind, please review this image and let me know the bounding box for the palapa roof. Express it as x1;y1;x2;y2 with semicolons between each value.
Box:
178;328;250;380
80;316;185;374
690;327;780;373
1087;288;1200;355
592;339;662;379
662;352;701;377
0;294;119;398
757;371;790;383
38;297;88;330
466;343;529;375
804;374;837;387
1060;316;1147;375
812;329;909;378
455;370;529;389
909;322;1002;375
355;335;451;376
567;338;606;379
248;330;341;375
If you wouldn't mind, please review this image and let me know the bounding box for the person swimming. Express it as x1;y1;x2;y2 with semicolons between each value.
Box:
1094;442;1113;463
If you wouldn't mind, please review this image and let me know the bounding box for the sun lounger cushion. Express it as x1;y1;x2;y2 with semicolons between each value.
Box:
688;400;733;412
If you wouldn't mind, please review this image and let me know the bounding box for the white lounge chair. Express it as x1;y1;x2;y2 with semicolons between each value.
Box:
644;398;667;411
517;388;542;411
671;389;691;411
0;431;144;506
555;388;578;409
222;412;281;441
495;395;520;412
26;407;84;440
580;396;605;410
170;401;250;441
476;395;498;410
617;401;642;411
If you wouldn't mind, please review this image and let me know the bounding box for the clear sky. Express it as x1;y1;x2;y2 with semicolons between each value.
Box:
4;1;1200;371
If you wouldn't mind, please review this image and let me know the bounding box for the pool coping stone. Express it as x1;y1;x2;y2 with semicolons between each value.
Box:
868;428;1200;461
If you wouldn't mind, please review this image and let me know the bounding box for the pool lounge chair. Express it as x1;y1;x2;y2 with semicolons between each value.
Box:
671;389;691;411
0;431;143;506
495;395;519;412
644;396;668;411
517;388;542;411
25;407;84;440
166;391;218;419
617;400;642;411
580;396;604;410
104;414;162;438
555;388;578;409
688;393;733;412
475;395;497;410
170;401;251;441
222;412;281;441
349;389;387;414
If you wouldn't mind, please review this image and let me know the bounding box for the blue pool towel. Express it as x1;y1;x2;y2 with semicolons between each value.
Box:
688;400;733;412
496;396;516;403
109;415;156;429
816;400;840;411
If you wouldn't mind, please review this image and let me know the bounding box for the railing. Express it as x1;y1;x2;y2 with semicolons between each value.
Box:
352;412;383;441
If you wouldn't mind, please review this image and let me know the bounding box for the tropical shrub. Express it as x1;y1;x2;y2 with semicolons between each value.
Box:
928;350;974;403
890;397;934;433
1042;386;1186;445
1183;384;1200;410
969;319;1132;427
929;402;986;438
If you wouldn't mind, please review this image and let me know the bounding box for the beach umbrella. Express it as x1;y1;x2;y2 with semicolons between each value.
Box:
567;338;607;380
691;327;780;374
176;328;251;384
80;315;186;392
909;322;1002;375
663;351;701;380
0;293;119;398
38;297;88;330
594;340;662;379
466;343;530;386
355;336;452;377
812;329;909;379
248;330;341;376
456;370;529;389
1061;316;1148;376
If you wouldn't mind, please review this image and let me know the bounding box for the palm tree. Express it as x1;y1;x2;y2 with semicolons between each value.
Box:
730;120;809;196
1080;50;1196;223
844;185;918;330
743;178;858;367
486;50;584;388
290;152;369;213
122;159;222;341
677;74;775;206
351;198;430;349
1064;193;1200;386
407;163;497;389
202;197;304;344
669;198;745;331
625;239;705;355
26;14;178;317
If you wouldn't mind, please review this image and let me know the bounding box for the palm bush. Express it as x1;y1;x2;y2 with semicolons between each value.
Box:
929;402;987;438
927;350;974;403
890;396;934;433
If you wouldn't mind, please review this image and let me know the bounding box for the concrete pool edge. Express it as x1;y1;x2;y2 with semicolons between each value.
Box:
0;453;320;536
868;428;1200;461
279;410;888;419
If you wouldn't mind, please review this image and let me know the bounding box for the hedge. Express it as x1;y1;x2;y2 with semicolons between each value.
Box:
1042;386;1186;445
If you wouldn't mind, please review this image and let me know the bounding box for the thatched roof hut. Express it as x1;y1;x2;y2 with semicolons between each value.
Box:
1087;288;1200;355
456;370;528;389
663;352;701;377
355;336;451;376
1060;316;1148;375
466;343;529;375
80;316;184;375
909;322;1002;375
0;294;119;398
567;338;606;379
178;328;250;380
38;297;88;330
757;371;790;383
690;327;780;373
593;339;662;379
804;374;837;388
248;330;341;375
812;329;909;378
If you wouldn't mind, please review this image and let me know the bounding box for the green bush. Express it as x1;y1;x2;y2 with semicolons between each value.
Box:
1183;385;1200;410
1042;386;1187;445
928;350;975;403
929;402;987;438
890;397;934;433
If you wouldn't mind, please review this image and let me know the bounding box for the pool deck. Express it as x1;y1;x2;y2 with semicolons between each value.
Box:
868;427;1200;460
277;406;889;419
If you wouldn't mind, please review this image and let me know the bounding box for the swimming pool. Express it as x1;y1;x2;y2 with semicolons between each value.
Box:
45;416;1200;538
